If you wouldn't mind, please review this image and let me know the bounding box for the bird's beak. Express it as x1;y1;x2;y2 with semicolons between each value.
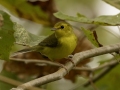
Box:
51;28;58;31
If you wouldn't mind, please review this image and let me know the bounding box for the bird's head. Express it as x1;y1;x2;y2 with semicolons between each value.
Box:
51;21;73;38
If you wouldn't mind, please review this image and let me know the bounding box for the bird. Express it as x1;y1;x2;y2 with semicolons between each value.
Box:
15;21;77;62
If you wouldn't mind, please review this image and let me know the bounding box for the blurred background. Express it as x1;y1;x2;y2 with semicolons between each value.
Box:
0;0;120;90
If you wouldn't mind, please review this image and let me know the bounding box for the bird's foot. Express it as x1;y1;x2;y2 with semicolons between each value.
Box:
68;55;76;67
68;55;73;59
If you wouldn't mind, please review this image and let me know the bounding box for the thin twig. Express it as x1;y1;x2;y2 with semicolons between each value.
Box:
0;75;44;90
84;62;118;87
92;60;118;71
10;58;61;67
10;57;118;72
11;43;120;90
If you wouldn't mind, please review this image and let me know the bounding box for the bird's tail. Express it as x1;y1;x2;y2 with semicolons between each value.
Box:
12;46;38;57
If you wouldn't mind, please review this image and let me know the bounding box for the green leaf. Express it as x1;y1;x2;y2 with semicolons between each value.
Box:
0;10;15;60
14;23;46;47
103;0;120;10
54;12;91;24
81;27;100;47
54;12;120;26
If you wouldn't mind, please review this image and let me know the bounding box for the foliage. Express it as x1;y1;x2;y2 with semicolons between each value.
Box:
81;27;102;47
0;10;15;60
0;10;46;60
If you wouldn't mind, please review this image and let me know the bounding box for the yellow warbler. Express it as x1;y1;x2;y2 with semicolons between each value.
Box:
16;21;77;61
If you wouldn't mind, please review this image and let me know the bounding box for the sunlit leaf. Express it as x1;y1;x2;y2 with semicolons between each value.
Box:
14;23;46;47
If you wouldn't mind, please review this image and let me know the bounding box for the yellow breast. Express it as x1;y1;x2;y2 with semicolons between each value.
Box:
41;34;77;61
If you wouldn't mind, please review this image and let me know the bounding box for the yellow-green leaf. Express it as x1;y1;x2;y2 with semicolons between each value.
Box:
81;27;100;47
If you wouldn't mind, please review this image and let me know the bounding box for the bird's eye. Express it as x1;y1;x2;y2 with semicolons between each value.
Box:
60;25;64;29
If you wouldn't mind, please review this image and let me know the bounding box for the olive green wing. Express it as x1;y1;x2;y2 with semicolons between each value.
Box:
39;33;58;47
13;33;58;57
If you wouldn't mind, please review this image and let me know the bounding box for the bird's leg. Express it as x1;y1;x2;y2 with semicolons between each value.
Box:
68;55;73;58
67;55;76;66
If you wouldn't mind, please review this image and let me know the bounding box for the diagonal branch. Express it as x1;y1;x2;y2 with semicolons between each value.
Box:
84;62;118;87
0;75;44;90
11;43;120;90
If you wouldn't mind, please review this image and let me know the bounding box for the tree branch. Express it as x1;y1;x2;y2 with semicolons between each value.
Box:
11;43;120;90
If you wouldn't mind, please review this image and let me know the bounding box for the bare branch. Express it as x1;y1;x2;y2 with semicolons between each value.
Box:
92;60;118;71
11;43;120;90
10;57;93;71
